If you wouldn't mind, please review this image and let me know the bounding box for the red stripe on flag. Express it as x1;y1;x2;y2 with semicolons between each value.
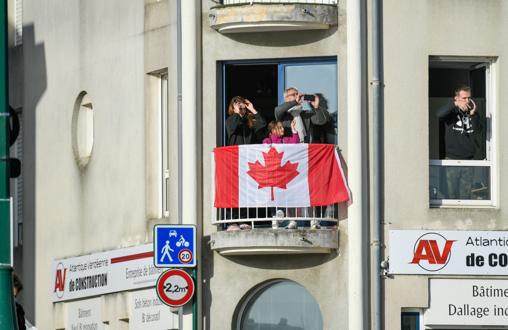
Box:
214;145;239;208
308;144;350;206
111;251;153;264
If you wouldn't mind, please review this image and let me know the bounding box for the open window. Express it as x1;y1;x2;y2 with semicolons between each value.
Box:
429;56;496;207
218;58;338;146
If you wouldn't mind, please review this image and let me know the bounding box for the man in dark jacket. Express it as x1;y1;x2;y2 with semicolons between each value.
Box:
274;87;330;143
436;85;482;199
436;85;480;160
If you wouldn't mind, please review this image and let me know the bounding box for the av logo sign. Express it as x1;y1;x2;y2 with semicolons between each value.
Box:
410;232;456;271
54;262;67;298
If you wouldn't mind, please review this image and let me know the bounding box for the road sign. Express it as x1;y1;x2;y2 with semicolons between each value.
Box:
154;225;196;268
156;269;195;307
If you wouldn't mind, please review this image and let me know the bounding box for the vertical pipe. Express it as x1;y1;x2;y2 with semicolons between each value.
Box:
347;0;369;329
371;0;384;329
180;1;201;329
0;0;17;328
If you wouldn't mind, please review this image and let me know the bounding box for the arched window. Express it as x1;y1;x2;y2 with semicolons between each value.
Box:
237;280;323;330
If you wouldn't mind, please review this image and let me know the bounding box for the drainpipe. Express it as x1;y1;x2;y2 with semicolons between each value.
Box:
179;0;201;329
371;0;384;329
0;0;17;328
347;0;369;329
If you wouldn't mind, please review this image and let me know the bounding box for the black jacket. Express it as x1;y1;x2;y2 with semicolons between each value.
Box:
274;101;330;143
436;100;482;160
225;113;266;146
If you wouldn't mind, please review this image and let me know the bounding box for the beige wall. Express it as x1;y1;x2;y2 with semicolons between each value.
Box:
201;1;350;329
383;1;508;329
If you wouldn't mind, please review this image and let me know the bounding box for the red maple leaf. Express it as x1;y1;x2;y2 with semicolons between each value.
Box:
247;147;299;201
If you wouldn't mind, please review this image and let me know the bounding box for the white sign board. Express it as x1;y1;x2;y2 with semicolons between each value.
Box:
66;298;103;330
129;289;177;330
425;279;508;327
389;230;508;275
51;244;164;302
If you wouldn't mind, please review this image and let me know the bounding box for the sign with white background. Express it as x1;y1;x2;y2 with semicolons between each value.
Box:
51;244;164;302
425;279;508;327
129;289;177;330
66;298;103;330
389;230;508;275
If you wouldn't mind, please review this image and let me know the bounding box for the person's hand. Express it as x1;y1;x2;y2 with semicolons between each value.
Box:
311;94;320;109
296;92;304;104
233;102;242;115
291;119;297;133
454;96;471;113
244;99;257;114
467;99;477;116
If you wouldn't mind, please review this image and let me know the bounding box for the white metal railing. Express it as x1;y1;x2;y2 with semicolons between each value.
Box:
220;0;338;5
212;205;339;230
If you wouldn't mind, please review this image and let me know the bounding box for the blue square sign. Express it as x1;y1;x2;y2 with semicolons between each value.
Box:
154;225;196;268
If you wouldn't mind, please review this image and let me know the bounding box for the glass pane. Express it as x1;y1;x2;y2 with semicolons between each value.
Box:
241;281;323;330
284;62;338;144
429;165;490;200
401;312;419;330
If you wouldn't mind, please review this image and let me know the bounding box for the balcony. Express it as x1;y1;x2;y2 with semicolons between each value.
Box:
208;1;338;34
211;206;340;255
210;144;349;255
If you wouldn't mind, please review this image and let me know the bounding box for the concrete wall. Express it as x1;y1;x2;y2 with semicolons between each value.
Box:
20;0;166;328
383;1;508;329
201;1;349;329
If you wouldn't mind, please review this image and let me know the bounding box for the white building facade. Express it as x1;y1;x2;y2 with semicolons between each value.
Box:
7;0;508;329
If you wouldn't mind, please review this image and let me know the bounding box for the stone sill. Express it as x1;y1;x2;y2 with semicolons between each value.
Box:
209;3;338;34
210;228;339;255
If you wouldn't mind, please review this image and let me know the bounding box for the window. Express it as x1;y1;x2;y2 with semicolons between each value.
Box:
160;74;169;217
219;58;338;146
428;57;496;206
236;280;323;330
401;310;422;330
72;92;94;168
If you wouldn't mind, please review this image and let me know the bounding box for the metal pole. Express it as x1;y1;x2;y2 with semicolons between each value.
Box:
0;0;17;328
347;0;369;329
371;0;385;329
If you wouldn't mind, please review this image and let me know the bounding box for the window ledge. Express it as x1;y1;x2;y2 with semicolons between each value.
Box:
210;228;338;255
208;3;338;34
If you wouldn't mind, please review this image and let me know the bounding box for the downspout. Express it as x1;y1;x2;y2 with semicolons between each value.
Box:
179;1;201;329
0;0;17;328
347;0;369;329
371;0;385;329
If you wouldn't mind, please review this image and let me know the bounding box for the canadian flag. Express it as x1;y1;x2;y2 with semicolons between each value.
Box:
214;144;350;208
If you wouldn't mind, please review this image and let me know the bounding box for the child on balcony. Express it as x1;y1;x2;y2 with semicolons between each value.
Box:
262;120;299;145
263;120;300;229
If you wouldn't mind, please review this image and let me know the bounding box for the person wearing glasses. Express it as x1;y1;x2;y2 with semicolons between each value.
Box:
274;87;330;143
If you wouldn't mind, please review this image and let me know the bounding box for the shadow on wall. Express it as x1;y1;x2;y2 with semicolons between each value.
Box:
10;23;47;325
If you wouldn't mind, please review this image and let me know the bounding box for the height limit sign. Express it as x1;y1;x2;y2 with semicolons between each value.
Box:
154;224;196;268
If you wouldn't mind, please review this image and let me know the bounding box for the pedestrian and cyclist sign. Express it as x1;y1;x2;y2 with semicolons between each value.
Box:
154;225;196;268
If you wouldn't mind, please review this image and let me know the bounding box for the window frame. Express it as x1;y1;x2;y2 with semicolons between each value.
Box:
401;309;423;330
429;56;497;208
219;56;338;147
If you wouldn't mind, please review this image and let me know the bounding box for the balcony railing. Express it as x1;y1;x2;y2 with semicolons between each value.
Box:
212;205;338;230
